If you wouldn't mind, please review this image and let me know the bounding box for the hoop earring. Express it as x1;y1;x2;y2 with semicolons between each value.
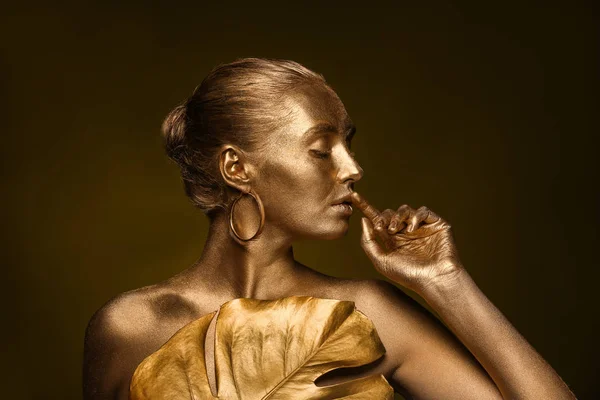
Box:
228;189;265;242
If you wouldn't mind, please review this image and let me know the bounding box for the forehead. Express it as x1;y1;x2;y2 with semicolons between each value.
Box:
279;85;355;143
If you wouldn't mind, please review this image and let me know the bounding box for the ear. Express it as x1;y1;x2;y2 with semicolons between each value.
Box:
218;145;252;192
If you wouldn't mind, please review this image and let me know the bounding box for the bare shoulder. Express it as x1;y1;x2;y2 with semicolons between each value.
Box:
83;287;152;399
339;278;452;365
292;269;431;331
335;277;423;314
85;285;157;346
84;280;201;341
344;278;500;398
302;277;440;390
83;284;183;400
353;278;452;337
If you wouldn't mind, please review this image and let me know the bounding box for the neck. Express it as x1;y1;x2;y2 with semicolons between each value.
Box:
188;212;304;299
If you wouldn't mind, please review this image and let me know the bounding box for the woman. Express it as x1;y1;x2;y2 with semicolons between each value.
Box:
83;58;576;399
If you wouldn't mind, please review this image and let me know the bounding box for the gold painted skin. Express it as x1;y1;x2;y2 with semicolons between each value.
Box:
83;83;577;399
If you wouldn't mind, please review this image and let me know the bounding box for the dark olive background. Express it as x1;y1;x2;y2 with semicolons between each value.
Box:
2;2;598;399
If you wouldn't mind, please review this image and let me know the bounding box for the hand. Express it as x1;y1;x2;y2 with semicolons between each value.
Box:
350;191;465;294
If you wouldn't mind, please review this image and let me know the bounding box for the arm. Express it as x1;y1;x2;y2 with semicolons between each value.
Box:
362;279;503;399
415;269;575;399
350;191;577;399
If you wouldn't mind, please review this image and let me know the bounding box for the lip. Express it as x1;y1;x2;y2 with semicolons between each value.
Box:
332;192;354;205
332;202;353;216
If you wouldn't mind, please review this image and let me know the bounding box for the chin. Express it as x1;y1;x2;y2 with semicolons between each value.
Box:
318;219;351;240
293;212;351;240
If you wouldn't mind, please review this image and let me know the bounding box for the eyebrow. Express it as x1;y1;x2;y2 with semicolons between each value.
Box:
303;121;356;143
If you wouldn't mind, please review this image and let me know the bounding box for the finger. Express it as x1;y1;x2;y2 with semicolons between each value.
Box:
405;207;427;233
388;204;411;234
360;217;386;262
406;206;442;233
375;209;396;232
350;191;381;222
410;219;451;237
423;207;441;224
374;210;397;249
404;218;451;239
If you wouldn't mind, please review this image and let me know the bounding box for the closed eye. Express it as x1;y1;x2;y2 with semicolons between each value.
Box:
311;150;331;159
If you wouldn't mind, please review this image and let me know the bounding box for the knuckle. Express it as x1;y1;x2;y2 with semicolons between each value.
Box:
381;210;394;221
397;205;411;217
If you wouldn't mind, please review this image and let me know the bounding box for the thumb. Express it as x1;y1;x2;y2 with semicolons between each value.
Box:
360;217;386;262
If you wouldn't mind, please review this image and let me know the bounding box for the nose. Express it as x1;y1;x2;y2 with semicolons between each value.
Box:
337;148;363;185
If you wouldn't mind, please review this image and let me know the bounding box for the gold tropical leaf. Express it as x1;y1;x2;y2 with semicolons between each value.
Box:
129;295;394;399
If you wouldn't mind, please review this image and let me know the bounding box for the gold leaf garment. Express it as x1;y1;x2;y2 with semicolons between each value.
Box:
129;295;394;399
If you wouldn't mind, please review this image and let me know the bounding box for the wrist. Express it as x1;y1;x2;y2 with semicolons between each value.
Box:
417;265;475;303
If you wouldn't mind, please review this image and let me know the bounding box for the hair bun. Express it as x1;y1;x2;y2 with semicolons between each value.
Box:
161;102;189;164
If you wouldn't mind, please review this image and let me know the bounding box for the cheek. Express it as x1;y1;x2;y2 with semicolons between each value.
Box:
258;157;331;219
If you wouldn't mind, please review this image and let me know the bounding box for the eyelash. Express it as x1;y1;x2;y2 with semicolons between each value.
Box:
312;150;331;159
311;150;356;159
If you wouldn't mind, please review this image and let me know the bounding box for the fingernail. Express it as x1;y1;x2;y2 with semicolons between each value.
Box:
389;222;397;231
